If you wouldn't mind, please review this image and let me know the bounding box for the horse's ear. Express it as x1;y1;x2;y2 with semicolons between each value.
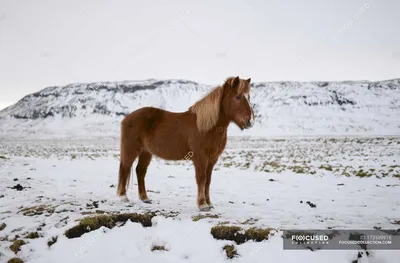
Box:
232;76;240;89
246;78;251;83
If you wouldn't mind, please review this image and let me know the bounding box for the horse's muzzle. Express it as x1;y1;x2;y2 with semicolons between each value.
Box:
244;118;255;129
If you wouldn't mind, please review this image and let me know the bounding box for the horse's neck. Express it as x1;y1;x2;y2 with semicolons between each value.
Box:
214;112;231;131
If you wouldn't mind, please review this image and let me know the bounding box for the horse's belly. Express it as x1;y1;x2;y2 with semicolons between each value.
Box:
152;148;190;161
144;138;190;161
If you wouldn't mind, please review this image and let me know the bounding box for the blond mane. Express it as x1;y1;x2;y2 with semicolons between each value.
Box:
190;77;248;132
190;85;224;132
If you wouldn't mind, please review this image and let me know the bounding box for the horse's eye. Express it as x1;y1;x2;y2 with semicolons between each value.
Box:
236;95;241;100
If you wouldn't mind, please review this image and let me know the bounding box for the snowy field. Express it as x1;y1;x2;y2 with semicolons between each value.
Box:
0;137;399;263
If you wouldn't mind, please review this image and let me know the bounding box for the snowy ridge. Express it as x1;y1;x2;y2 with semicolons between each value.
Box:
0;78;399;138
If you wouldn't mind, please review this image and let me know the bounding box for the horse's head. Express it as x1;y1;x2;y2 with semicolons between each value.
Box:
222;76;255;130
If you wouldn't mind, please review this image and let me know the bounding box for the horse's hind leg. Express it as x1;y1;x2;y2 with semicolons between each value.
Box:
136;151;152;203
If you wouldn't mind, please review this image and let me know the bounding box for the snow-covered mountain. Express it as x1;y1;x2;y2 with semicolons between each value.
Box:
0;78;399;138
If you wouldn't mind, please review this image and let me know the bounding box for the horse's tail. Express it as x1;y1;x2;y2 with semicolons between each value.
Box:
117;161;131;196
117;121;133;197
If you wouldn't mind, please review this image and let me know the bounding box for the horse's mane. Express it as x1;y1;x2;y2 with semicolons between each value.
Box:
190;77;247;132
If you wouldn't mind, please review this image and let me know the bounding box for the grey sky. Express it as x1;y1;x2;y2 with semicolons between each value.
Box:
0;0;399;109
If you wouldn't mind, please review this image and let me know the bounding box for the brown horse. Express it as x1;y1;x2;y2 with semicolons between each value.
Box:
117;76;254;211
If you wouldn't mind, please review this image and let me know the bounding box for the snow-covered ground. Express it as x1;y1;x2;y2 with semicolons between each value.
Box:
0;137;399;262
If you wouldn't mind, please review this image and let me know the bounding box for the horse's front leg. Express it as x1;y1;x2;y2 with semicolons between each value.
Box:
193;156;209;211
205;158;218;208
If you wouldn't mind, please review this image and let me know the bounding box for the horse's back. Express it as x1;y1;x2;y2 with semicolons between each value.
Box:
122;107;160;126
121;107;193;160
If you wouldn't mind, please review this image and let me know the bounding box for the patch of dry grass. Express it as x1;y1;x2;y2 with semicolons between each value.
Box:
47;236;58;247
223;244;238;259
245;227;274;242
192;214;219;222
211;226;244;244
151;245;168;252
25;232;39;239
10;240;26;254
354;169;373;178
65;213;155;239
319;164;333;171
211;225;275;244
7;258;24;263
20;205;54;216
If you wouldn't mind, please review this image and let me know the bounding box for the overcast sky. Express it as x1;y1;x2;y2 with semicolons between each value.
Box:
0;0;399;109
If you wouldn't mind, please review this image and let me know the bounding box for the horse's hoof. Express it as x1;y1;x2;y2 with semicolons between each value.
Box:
199;205;211;212
208;204;214;209
120;195;130;203
142;199;152;204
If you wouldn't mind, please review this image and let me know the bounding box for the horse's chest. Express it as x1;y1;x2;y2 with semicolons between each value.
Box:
203;135;227;159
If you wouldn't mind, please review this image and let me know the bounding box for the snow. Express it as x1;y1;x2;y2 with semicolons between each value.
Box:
0;137;399;262
25;219;400;263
